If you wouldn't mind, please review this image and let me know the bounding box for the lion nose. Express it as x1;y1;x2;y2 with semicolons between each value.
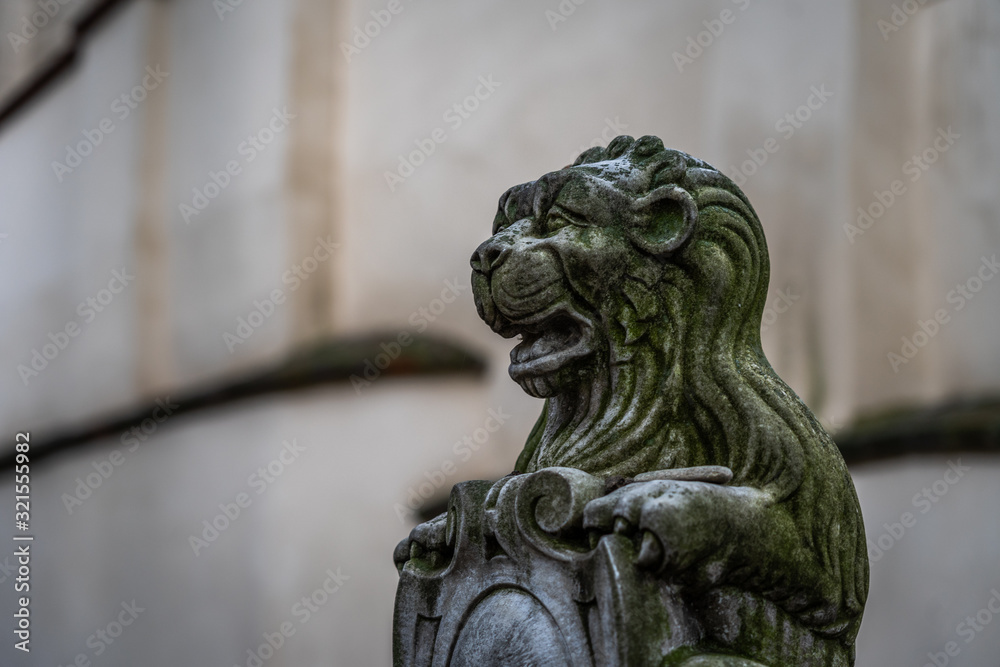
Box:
471;239;510;276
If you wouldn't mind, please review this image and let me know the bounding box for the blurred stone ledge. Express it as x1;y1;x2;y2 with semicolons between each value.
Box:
1;334;486;469
835;395;1000;466
0;0;132;127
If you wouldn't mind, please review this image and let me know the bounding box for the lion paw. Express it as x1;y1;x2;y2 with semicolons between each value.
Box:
394;512;450;572
583;479;723;573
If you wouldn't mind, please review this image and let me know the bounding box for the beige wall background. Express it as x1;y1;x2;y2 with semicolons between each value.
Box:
1;0;999;664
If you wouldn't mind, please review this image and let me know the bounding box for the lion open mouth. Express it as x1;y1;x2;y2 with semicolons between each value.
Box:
505;308;595;381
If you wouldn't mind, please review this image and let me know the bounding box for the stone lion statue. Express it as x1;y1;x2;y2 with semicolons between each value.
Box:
394;135;868;666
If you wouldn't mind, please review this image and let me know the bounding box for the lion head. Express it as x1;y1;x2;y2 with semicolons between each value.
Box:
471;134;784;480
471;135;867;633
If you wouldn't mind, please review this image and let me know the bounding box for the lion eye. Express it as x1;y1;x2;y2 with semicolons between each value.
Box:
545;214;571;234
544;206;586;235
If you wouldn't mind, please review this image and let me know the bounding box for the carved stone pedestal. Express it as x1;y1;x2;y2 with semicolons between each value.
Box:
394;468;849;667
394;469;681;666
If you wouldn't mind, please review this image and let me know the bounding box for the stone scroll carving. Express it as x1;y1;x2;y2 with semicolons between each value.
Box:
393;136;868;666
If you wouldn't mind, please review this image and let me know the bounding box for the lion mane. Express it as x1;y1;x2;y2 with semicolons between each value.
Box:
471;134;868;643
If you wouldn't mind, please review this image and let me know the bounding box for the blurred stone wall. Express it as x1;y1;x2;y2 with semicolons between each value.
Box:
1;0;999;664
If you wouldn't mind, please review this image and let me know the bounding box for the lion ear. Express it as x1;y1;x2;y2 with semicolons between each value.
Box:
627;185;697;257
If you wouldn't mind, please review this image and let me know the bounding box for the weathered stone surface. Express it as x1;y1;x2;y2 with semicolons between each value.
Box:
394;136;868;665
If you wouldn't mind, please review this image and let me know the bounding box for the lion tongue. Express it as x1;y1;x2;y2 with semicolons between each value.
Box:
517;327;575;363
529;334;562;360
